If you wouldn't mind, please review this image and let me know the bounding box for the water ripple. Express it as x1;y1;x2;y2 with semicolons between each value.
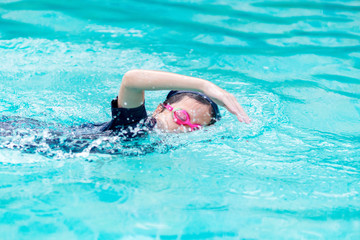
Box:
1;0;360;238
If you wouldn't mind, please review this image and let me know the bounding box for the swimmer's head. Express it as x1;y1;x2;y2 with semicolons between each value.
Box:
153;91;221;133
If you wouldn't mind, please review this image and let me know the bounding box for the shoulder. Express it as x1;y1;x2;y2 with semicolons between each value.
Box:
110;97;148;128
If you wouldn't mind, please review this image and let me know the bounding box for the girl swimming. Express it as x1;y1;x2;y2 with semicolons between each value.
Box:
104;69;251;136
1;69;250;138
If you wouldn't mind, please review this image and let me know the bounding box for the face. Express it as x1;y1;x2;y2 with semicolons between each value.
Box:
153;96;212;133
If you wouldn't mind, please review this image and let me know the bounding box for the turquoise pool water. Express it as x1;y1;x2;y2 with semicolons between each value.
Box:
0;0;360;239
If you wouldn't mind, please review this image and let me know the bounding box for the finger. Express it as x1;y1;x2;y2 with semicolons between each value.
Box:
226;95;250;123
237;113;251;124
230;95;251;123
225;105;243;122
227;95;251;124
235;104;251;124
225;103;246;123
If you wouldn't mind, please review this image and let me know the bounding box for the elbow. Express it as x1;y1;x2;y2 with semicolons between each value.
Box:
123;69;141;80
122;69;143;87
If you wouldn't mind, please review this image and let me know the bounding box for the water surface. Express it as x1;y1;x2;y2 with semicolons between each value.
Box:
0;0;359;239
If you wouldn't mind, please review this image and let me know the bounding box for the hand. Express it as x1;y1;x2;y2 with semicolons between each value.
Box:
220;91;251;124
204;83;251;124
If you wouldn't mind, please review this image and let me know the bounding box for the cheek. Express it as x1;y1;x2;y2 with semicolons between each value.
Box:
192;112;212;125
162;113;182;131
171;126;189;133
202;116;212;125
167;120;186;132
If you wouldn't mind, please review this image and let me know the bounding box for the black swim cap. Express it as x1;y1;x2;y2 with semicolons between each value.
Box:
166;90;221;121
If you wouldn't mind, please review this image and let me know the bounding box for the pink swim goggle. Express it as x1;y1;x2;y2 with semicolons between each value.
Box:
161;103;202;131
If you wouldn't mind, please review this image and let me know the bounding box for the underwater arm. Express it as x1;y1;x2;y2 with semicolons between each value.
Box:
117;69;250;123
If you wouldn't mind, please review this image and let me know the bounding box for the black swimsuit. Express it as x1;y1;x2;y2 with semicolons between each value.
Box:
72;98;156;139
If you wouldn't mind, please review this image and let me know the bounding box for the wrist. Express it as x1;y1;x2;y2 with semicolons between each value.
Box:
202;82;224;106
199;79;211;93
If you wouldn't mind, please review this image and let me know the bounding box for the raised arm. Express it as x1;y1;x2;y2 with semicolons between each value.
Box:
118;69;250;123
